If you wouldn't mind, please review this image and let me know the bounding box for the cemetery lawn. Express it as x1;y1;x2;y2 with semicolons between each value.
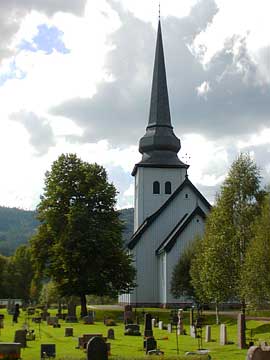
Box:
1;308;270;360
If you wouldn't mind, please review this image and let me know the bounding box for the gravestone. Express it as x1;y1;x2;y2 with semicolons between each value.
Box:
78;333;103;349
107;328;115;340
7;299;15;315
190;325;196;338
66;302;78;323
124;305;133;324
14;329;27;348
65;327;73;337
247;345;270;360
124;324;141;336
41;311;50;321
238;313;246;349
145;337;157;354
220;324;227;345
87;336;108;360
84;311;94;324
205;325;211;342
158;321;163;330
0;343;21;359
177;308;185;335
151;319;156;329
0;314;4;329
40;344;56;359
144;313;153;337
167;324;172;333
47;317;58;326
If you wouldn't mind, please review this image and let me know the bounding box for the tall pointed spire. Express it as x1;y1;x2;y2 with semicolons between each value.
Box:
133;20;187;174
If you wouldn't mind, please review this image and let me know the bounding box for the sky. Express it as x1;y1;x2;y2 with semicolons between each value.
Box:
1;0;270;210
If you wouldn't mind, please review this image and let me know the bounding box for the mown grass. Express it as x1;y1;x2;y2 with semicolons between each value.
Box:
0;307;270;359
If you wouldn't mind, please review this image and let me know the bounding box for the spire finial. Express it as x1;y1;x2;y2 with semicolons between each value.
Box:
158;2;161;21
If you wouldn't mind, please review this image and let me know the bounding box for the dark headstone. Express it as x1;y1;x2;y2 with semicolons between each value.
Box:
124;305;133;324
124;324;141;336
41;311;50;321
65;327;73;337
144;313;153;337
246;345;270;360
84;311;94;324
65;316;78;323
14;330;27;348
40;344;56;359
144;337;157;354
67;302;77;317
87;336;108;360
0;343;21;358
107;328;115;340
238;313;246;349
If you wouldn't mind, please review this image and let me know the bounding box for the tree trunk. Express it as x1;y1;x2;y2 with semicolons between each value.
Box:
215;301;220;324
80;294;87;317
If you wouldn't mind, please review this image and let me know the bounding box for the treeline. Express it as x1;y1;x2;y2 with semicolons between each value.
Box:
171;153;270;346
0;206;134;256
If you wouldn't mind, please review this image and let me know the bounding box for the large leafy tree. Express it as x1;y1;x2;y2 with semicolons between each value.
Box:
6;245;34;302
241;194;270;308
191;154;263;327
30;154;136;316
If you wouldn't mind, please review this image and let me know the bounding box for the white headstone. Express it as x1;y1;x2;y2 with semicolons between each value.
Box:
158;321;163;330
151;319;156;328
190;325;196;338
220;324;227;345
167;324;172;333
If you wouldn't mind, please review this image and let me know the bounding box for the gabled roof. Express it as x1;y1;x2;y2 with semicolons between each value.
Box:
127;176;211;250
156;206;207;255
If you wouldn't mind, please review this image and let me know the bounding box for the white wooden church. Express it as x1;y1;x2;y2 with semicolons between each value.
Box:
120;20;211;307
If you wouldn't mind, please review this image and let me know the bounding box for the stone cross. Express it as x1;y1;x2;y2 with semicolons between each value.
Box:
87;336;108;360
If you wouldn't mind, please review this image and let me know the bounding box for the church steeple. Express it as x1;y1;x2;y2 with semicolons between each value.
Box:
133;20;187;176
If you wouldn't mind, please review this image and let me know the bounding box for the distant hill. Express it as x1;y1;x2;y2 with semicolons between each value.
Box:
0;207;39;256
0;206;134;256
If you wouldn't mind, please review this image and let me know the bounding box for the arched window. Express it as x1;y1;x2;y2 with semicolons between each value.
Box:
153;181;160;194
165;181;172;194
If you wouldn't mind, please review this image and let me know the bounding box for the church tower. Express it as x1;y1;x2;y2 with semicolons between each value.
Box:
133;20;188;230
120;19;211;307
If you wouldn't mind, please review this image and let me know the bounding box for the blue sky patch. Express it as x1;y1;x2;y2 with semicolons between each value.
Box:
0;60;26;87
20;24;70;55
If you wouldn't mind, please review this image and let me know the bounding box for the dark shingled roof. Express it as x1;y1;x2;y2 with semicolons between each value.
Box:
127;176;211;250
156;206;207;255
133;20;187;176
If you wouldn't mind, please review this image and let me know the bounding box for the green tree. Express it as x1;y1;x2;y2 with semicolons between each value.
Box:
30;154;136;316
241;194;270;308
0;254;9;297
171;237;200;300
5;245;34;302
191;154;263;328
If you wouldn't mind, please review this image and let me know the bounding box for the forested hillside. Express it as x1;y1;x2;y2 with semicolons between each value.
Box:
0;206;134;256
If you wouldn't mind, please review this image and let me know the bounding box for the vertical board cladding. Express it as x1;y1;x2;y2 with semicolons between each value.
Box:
134;167;186;230
165;214;206;304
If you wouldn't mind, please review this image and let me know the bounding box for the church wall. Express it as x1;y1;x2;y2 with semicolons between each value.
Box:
134;167;186;230
131;184;208;305
165;214;206;305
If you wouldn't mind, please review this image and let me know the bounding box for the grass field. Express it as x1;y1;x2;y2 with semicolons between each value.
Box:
0;307;270;359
